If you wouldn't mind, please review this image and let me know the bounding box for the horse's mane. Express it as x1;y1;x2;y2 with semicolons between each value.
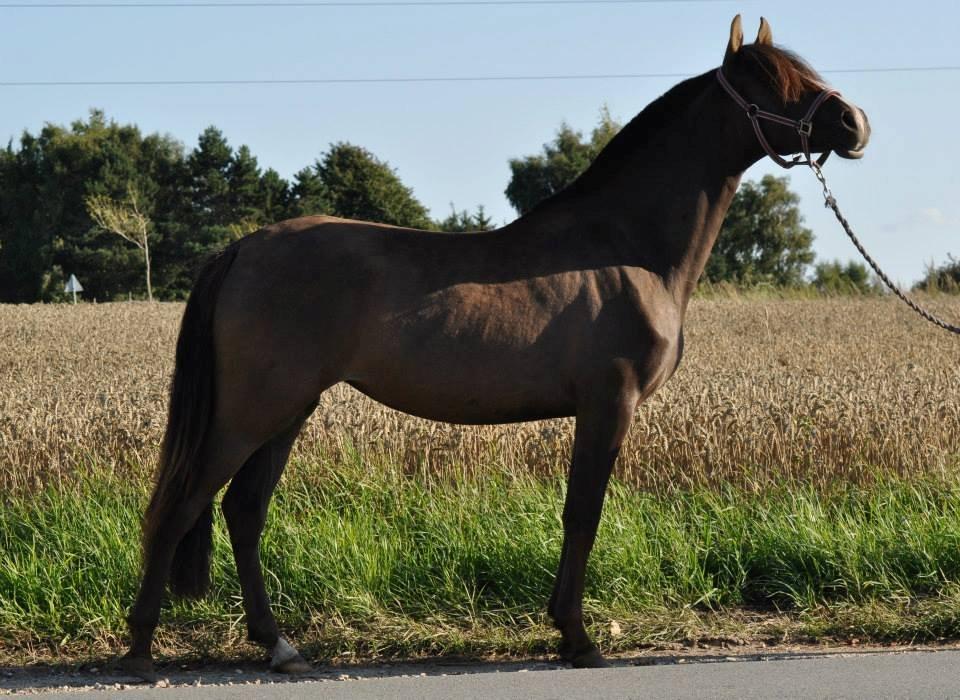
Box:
534;44;824;212
545;70;715;206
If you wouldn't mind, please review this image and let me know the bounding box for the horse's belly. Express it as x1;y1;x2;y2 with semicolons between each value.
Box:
346;367;575;425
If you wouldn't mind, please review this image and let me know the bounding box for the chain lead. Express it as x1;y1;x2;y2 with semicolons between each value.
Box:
809;163;960;335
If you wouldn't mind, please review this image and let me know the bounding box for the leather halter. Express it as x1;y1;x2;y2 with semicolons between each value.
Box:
716;68;840;169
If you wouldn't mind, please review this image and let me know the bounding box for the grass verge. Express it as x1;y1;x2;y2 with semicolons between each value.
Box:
3;454;960;664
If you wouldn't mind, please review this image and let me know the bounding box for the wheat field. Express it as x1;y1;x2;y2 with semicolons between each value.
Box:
2;294;959;494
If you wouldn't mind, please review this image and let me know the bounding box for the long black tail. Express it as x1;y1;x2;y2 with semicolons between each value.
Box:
142;245;239;599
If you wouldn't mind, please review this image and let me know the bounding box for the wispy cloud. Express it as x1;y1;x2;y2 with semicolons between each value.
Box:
881;206;960;233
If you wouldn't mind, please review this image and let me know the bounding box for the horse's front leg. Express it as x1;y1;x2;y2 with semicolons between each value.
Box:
548;369;637;668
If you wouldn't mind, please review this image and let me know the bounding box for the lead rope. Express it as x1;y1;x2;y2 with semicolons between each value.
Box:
809;162;960;335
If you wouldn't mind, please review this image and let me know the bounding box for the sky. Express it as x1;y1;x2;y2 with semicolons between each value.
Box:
1;1;958;286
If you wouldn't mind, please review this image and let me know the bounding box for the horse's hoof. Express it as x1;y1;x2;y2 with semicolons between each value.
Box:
570;647;610;669
270;638;312;674
117;653;159;683
271;654;313;675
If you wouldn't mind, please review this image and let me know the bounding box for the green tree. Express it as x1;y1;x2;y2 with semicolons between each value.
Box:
226;144;264;226
288;166;328;217
914;254;960;293
812;260;876;295
316;142;431;229
436;205;495;233
259;168;291;224
183;126;233;229
164;127;267;296
706;176;815;286
505;107;620;216
0;136;50;302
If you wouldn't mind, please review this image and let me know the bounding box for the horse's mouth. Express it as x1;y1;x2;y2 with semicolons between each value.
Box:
834;146;865;160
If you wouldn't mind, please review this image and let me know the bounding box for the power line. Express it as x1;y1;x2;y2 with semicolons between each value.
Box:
818;66;960;75
1;66;959;87
0;73;689;87
0;0;754;7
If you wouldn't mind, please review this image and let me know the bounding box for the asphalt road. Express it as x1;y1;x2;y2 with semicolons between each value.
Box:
24;650;960;699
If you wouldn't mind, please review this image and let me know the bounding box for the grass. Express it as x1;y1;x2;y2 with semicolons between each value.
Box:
5;453;960;663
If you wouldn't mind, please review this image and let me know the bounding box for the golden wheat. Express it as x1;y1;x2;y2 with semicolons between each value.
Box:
2;294;959;493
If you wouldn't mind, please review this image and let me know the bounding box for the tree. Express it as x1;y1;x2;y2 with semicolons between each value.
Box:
0;135;49;302
86;184;154;301
705;176;815;287
259;168;291;224
315;142;432;229
505;107;620;216
227;144;263;226
182;126;234;235
914;255;960;293
288;166;328;217
436;205;496;233
812;260;876;295
165;127;277;297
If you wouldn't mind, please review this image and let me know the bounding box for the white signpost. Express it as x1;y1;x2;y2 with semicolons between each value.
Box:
64;274;83;304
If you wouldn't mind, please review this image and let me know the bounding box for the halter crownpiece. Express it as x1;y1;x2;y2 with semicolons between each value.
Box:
716;68;840;169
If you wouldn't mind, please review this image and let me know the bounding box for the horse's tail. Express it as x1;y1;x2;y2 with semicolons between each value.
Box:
142;245;239;600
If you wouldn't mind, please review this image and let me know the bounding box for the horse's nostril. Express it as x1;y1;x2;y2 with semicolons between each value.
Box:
841;109;858;132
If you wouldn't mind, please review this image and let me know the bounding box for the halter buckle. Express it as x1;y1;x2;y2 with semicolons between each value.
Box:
798;120;813;137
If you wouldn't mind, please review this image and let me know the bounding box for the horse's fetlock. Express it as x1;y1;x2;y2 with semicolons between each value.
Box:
127;609;160;632
247;622;280;648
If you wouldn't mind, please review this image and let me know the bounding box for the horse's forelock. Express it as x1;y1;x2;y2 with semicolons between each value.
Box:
740;44;826;103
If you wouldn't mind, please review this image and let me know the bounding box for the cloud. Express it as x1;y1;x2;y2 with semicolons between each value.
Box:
919;207;949;227
881;206;959;233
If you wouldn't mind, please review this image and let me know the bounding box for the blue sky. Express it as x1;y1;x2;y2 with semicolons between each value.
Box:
1;1;957;285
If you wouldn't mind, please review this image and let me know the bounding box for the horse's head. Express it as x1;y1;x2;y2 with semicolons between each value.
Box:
719;15;870;166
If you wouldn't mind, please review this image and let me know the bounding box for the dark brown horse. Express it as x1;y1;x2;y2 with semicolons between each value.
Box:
122;15;870;679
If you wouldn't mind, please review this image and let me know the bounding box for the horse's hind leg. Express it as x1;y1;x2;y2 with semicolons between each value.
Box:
124;427;259;681
221;404;316;674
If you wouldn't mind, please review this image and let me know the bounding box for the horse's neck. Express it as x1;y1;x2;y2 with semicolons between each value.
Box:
656;166;743;311
530;99;747;313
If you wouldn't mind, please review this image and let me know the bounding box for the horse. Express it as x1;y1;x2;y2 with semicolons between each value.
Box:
121;15;870;680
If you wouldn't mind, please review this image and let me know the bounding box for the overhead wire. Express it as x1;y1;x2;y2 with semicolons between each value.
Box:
3;1;957;86
1;0;751;7
1;66;959;87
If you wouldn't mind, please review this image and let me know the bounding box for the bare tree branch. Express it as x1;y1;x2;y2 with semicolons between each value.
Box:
85;185;154;301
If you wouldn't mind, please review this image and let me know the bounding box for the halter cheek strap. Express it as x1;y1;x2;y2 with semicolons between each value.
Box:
716;68;840;169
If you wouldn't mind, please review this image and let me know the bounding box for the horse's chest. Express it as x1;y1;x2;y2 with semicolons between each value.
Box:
629;324;684;400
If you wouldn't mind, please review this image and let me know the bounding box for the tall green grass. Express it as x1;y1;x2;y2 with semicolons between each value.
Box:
3;453;960;661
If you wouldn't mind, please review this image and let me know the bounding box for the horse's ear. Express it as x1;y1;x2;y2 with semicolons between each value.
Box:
725;14;743;64
756;17;773;45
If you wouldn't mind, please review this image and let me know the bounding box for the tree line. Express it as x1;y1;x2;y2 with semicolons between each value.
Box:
0;108;907;303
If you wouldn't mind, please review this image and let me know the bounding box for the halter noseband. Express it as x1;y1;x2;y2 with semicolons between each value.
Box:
716;67;840;169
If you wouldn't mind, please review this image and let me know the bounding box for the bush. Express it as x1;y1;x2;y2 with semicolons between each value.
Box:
914;255;960;294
